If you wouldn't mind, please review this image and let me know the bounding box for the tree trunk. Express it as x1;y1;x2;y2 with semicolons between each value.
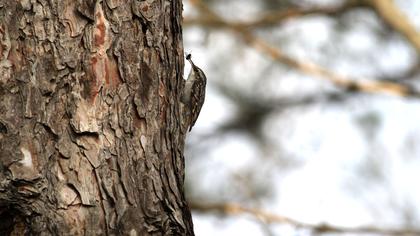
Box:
0;0;194;235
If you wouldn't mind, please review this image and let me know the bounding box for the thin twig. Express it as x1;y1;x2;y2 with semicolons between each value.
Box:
187;0;420;98
185;0;368;28
191;202;420;236
186;0;420;56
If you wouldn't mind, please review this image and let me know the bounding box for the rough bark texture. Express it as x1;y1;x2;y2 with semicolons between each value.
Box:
0;0;194;235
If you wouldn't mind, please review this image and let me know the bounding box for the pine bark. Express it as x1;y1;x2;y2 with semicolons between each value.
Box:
0;0;194;235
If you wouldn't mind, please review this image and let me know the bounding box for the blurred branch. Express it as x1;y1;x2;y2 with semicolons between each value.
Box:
367;0;420;55
185;0;420;56
191;202;420;236
245;34;418;97
188;0;420;98
184;0;368;28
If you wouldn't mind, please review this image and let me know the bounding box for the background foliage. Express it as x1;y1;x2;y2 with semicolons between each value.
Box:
183;0;420;235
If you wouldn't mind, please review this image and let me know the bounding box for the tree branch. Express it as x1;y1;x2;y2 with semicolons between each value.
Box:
185;0;420;56
188;0;420;98
367;0;420;55
191;202;420;236
184;0;369;28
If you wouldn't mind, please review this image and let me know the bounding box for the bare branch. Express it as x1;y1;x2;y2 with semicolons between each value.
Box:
242;31;417;97
188;0;420;98
185;0;420;57
184;0;368;28
367;0;420;55
186;0;420;55
191;202;420;236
